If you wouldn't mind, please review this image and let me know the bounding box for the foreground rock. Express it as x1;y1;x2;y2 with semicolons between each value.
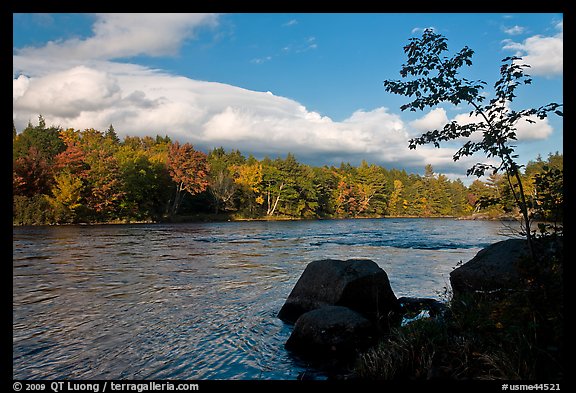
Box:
398;296;447;319
277;259;400;327
450;238;529;296
285;306;377;358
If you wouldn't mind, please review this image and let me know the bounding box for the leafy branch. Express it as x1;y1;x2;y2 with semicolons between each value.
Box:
384;29;563;260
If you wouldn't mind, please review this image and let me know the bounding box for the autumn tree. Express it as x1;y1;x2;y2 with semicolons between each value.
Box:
54;128;89;177
13;116;65;197
47;172;85;223
333;164;359;217
524;153;563;234
207;147;245;214
13;147;53;196
85;148;125;220
230;158;264;217
388;179;404;217
47;129;90;222
15;117;560;224
167;142;210;216
383;28;563;259
355;161;389;216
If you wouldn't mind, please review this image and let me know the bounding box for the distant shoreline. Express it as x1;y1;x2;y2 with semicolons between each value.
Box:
13;213;529;227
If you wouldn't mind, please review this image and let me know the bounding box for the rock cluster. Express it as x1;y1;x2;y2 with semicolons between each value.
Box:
278;239;558;377
278;259;402;359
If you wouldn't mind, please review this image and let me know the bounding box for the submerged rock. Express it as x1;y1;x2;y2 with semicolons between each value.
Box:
398;296;447;319
277;259;400;328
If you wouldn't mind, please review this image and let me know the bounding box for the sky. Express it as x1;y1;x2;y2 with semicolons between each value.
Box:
12;13;563;183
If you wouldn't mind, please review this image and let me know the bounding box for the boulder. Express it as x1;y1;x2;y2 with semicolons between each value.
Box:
450;238;530;297
285;306;377;358
277;259;400;327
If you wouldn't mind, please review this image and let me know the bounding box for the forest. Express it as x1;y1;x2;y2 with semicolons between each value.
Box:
13;116;563;225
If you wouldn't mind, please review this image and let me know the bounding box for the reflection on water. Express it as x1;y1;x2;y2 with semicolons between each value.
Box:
13;218;515;379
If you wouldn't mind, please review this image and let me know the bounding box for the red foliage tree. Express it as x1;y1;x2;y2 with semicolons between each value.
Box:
167;142;209;216
13;147;53;196
54;140;89;179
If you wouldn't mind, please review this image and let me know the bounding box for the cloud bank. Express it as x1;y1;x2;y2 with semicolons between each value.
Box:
13;13;558;181
502;20;563;76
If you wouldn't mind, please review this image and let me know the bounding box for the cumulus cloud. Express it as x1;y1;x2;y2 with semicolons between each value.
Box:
409;108;449;132
515;116;553;140
450;104;552;141
502;20;563;76
12;75;29;99
14;66;122;118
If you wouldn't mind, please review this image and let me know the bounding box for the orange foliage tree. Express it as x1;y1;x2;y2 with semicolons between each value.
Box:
167;142;210;216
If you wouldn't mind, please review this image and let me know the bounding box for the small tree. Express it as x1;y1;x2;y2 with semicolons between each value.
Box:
383;29;563;260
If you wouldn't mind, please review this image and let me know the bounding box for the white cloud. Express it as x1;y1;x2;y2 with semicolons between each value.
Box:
13;66;122;118
502;20;563;76
250;56;272;64
456;101;552;141
409;108;449;132
283;19;298;27
411;26;436;34
13;57;462;172
515;116;553;140
503;25;525;35
14;13;219;62
12;75;29;99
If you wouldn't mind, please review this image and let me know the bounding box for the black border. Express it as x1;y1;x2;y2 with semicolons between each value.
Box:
8;3;570;391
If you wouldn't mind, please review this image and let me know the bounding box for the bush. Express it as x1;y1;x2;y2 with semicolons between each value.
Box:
355;241;563;380
13;194;55;225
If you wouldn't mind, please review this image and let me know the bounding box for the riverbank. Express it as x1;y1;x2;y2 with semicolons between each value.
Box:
351;235;564;380
12;213;467;226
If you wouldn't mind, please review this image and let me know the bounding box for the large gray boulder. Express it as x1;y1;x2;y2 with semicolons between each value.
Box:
284;306;377;358
277;259;400;327
450;238;530;296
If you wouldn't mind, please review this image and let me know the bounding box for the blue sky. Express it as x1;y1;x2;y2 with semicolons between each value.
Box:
13;13;563;182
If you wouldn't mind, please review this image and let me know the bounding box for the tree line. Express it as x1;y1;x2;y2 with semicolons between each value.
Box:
13;116;563;225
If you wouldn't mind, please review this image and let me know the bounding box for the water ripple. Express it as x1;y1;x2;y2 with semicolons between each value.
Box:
13;218;514;379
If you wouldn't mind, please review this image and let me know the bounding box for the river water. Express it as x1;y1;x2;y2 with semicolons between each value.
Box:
12;218;519;380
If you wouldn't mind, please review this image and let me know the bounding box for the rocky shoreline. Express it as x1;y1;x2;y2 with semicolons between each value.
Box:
278;236;563;380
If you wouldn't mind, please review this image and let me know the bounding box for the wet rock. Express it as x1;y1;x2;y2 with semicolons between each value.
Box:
285;306;377;358
277;259;400;328
398;296;447;319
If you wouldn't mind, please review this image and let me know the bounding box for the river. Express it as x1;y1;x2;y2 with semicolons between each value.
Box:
12;218;520;380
